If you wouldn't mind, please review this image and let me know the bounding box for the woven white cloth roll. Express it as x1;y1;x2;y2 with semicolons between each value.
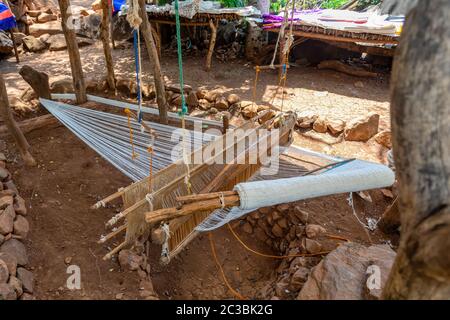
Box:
234;159;395;210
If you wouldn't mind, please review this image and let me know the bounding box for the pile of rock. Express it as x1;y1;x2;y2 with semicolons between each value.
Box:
166;87;276;125
240;204;328;299
117;242;158;300
297;110;388;145
0;153;34;300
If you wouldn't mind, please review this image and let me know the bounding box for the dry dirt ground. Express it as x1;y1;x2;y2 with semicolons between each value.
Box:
0;42;394;300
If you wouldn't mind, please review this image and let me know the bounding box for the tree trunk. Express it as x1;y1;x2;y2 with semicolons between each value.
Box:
0;73;36;166
19;65;51;99
383;0;450;299
58;0;87;104
100;0;115;90
137;0;168;124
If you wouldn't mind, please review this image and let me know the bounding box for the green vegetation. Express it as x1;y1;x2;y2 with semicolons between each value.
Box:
219;0;248;8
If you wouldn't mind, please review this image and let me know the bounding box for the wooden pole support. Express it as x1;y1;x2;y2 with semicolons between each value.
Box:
0;73;36;166
205;19;217;72
100;0;116;90
58;0;87;104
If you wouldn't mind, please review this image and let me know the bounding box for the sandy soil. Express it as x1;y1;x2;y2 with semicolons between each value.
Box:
0;41;394;300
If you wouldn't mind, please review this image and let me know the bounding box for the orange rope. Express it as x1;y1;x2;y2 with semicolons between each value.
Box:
208;233;247;300
124;108;138;160
227;223;332;259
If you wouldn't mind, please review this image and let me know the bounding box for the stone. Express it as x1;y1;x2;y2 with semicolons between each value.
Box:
0;283;16;300
8;275;22;297
27;10;42;18
0;234;3;245
3;181;17;195
186;91;198;107
277;204;290;213
374;131;392;149
305;224;327;239
30;21;63;37
290;257;308;272
0;205;14;235
0;31;13;54
271;224;284;238
20;293;34;300
204;89;222;103
141;83;155;99
304;238;322;254
198;99;212;110
171;94;183;107
296;111;318;129
20;87;38;103
13;196;26;216
327;118;346;135
47;34;93;51
354;81;364;88
254;228;268;242
0;239;28;266
344;113;380;142
39;33;51;43
277;218;288;230
259;110;276;123
50;79;74;94
271;210;282;221
215;97;229;110
289;267;310;291
0;252;17;276
227;93;240;105
297;243;396;300
118;249;143;271
165;83;192;94
13;216;29;239
0;196;13;210
241;222;253;234
36;12;57;23
293;206;309;224
12;32;26;46
274;275;291;298
240;101;258;118
0;259;8;283
17;268;33;294
196;88;208;100
313;117;328;133
22;36;47;52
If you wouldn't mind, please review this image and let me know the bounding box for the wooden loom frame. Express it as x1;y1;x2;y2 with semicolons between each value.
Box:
100;110;297;263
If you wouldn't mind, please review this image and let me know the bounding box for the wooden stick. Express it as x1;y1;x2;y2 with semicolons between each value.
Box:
9;30;19;63
255;64;290;70
91;188;125;209
0;114;59;138
318;60;378;78
266;28;399;45
145;194;240;225
205;19;217;72
103;241;127;260
0;73;36;166
177;191;237;204
98;224;127;244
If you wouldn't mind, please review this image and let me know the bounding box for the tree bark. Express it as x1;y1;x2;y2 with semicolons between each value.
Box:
378;198;400;234
383;0;450;299
137;0;168;124
0;73;36;166
19;65;51;99
100;0;115;90
58;0;87;104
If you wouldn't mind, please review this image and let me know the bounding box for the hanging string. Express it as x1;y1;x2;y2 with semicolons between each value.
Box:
124;108;138;160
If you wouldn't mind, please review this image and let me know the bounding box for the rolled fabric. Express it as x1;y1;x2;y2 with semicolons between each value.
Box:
234;159;395;210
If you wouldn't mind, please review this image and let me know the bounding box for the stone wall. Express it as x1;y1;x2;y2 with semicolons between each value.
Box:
0;152;34;300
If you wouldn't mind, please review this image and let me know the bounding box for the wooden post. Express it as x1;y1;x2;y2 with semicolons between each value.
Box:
58;0;87;104
109;0;116;49
205;19;217;72
138;0;168;124
8;31;19;63
19;65;51;99
100;0;116;90
0;73;36;166
383;0;450;299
